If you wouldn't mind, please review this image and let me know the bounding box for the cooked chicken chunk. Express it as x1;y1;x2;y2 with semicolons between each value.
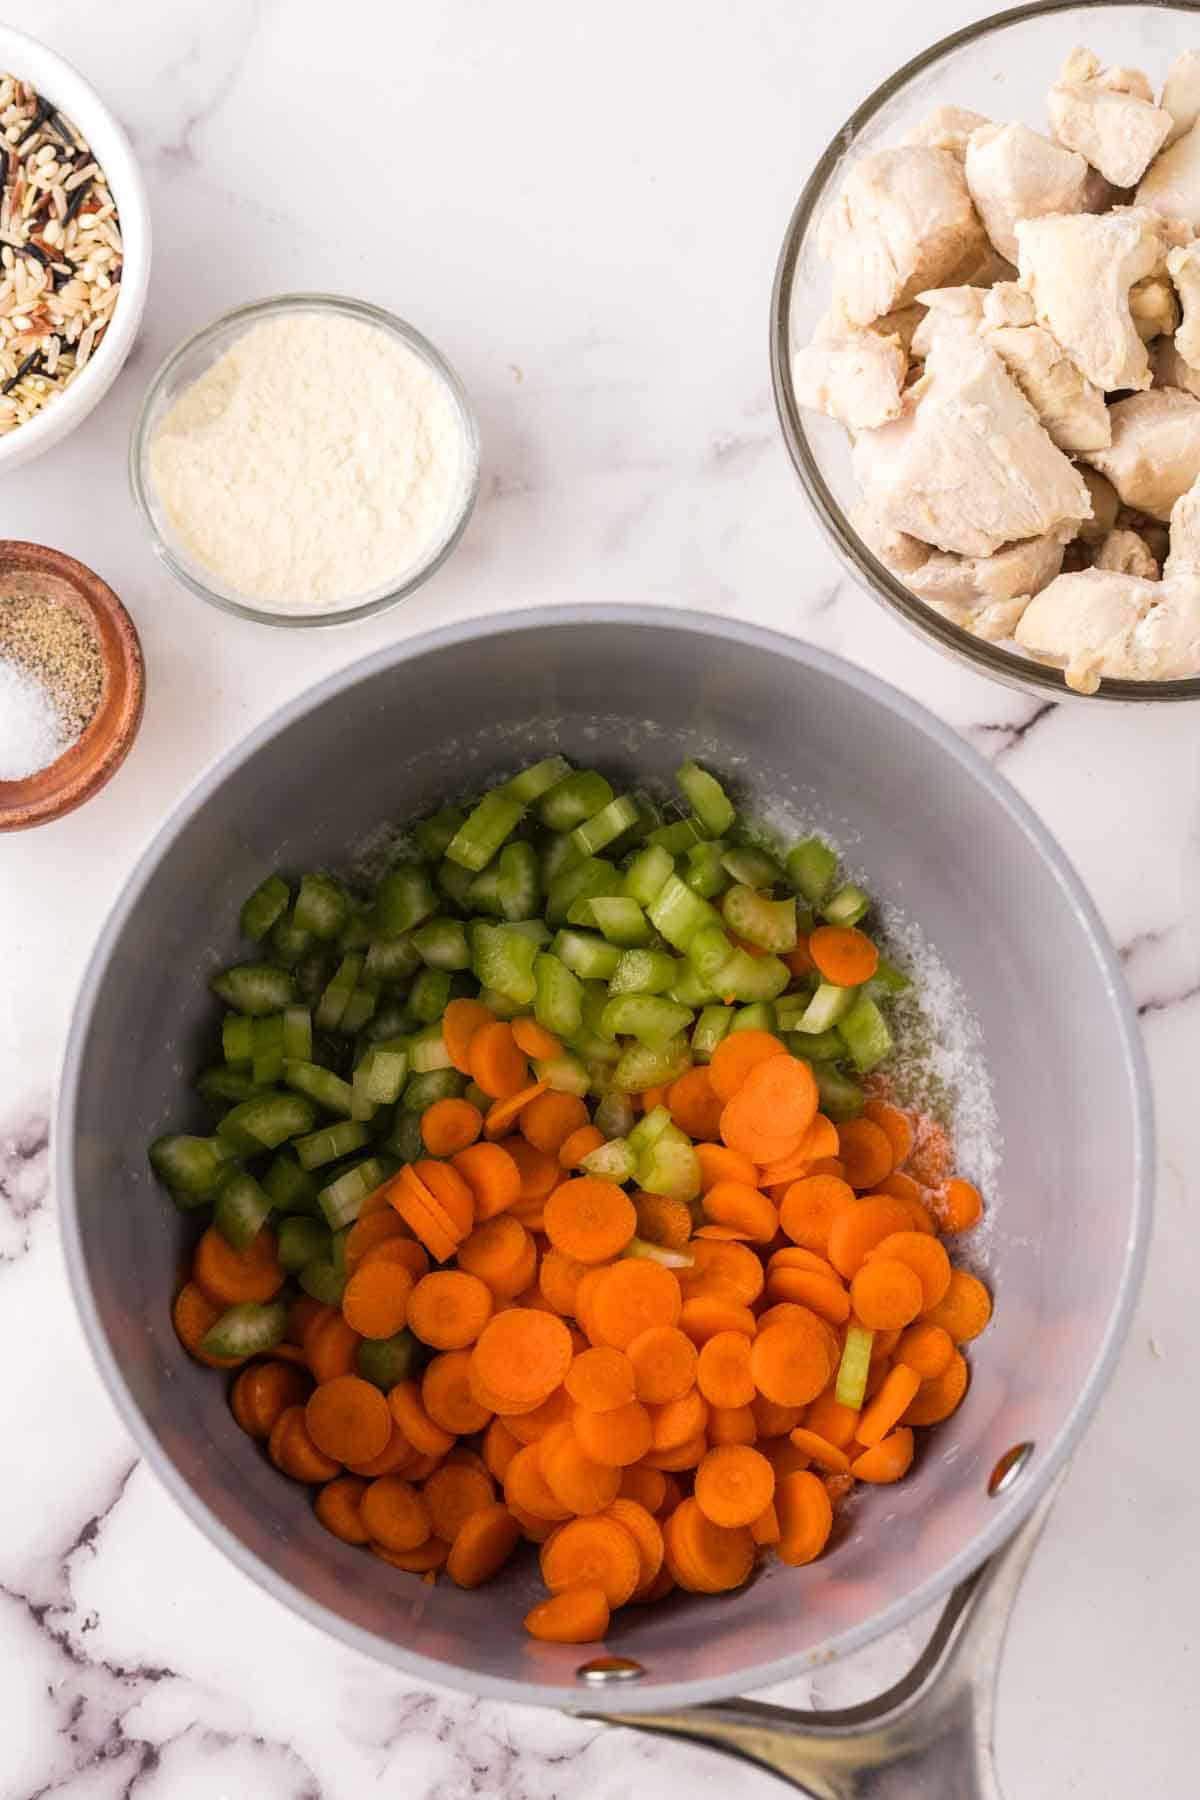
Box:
1014;566;1161;688
1049;46;1173;187
1136;119;1200;226
1164;471;1200;573
981;282;1036;328
1161;50;1200;148
906;528;1068;616
903;106;993;160
984;320;1110;452
852;327;1091;557
1129;275;1180;340
1153;334;1200;397
963;122;1089;262
910;286;987;357
1078;467;1121;542
1083;387;1200;517
1130;581;1200;674
793;328;908;431
1166;241;1200;367
942;241;1019;290
1016;207;1161;389
1093;526;1160;578
818;147;989;326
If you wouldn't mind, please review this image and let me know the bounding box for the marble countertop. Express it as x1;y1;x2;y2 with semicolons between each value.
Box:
3;1;1198;1793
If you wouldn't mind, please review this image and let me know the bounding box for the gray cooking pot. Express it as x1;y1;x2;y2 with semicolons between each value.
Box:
57;609;1151;1795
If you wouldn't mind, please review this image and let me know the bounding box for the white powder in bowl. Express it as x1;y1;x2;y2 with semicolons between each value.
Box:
148;313;471;611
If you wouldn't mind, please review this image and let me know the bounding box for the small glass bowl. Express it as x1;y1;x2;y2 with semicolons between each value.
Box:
769;0;1200;704
130;294;480;628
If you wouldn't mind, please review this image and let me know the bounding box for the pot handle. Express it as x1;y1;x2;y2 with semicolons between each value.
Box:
585;1470;1064;1799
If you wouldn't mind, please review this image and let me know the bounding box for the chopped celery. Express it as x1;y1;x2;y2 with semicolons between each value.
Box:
581;981;617;1043
201;1300;287;1360
581;1137;637;1182
365;1000;415;1042
222;1014;254;1068
730;1001;776;1034
469;921;538;1003
866;954;911;996
213;1170;273;1248
782;1027;845;1062
648;817;707;854
608;948;678;995
836;1325;875;1410
506;755;573;804
298;1257;348;1304
613;1032;692;1093
282;1006;313;1063
293;873;350;941
639;1136;702;1202
252;1015;285;1085
691;1004;734;1061
719;950;790;1003
533;1052;591;1097
240;874;290;942
496;841;541;921
315;953;364;1032
293;1119;372;1171
277;1215;331;1273
338;910;373;952
263;1150;319;1214
469;861;508;921
355;1046;409;1107
400;1068;465;1111
648;875;723;951
601;993;694;1047
338;982;379;1036
622;844;674;908
149;1133;235;1195
721;845;785;888
357;1330;421;1389
689;925;736;984
533;952;584;1037
553;928;621;982
410;966;452;1023
411;917;471;970
445;789;526;872
540;830;582;887
436;856;477;910
218;1092;316;1152
375;864;437;935
364;934;423;985
284;1059;356;1116
569;896;651;948
504;918;553;946
547;855;622;928
685;839;731;899
413;806;466;862
822;883;871;927
676;760;736;837
621;1237;694;1269
593;1092;635;1139
386;1109;427;1161
814;1064;865;1121
795;981;857;1034
269;912;314;967
477;986;525;1018
720;884;798;953
839;994;894;1073
668;964;722;1008
538;770;613;832
318;1156;386;1229
210;963;295;1017
198;1067;267;1106
786;838;838;907
627;1103;675;1155
409;1023;454;1073
571;793;640;857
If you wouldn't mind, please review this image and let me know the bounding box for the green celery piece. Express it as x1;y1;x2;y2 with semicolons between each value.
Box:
720;885;798;953
386;1109;427;1161
214;1171;274;1248
608;948;678;995
622;844;675;908
496;841;541;922
814;1064;865;1121
866;955;911;997
365;1000;416;1042
217;1092;316;1152
476;987;524;1019
822;883;871;927
319;1157;385;1229
197;1067;267;1106
721;845;785;889
546;855;622;928
356;1046;409;1106
269;911;314;968
613;1033;693;1093
466;861;506;917
293;1119;372;1171
357;1330;422;1390
786;838;838;907
533;952;585;1037
436;856;477;911
553;928;622;982
730;1001;776;1034
263;1150;319;1214
410;966;452;1023
593;1091;636;1138
691;1004;734;1062
222;1014;254;1068
282;1006;313;1063
315;953;364;1033
470;921;538;1003
570;794;640;858
505;755;573;804
569;896;651;948
445;789;526;872
638;1136;702;1202
668;964;722;1008
688;924;736;984
364;933;423;985
675;760;736;837
538;770;613;832
532;1052;591;1097
293;872;351;941
647;874;723;952
375;864;437;936
685;839;731;899
201;1300;287;1360
581;980;616;1042
838;994;894;1073
600;993;694;1047
149;1133;235;1195
251;1015;285;1086
627;1103;675;1155
581;1138;637;1182
648;817;707;855
782;1027;845;1062
836;1325;875;1410
277;1215;332;1274
409;1023;454;1073
795;981;857;1034
621;1238;694;1269
540;830;583;888
284;1059;356;1117
298;1257;348;1304
413;806;466;862
504;919;552;946
411;917;471;970
719;949;790;1003
338;982;379;1036
210;963;295;1017
338;910;373;952
240;874;290;942
400;1069;465;1112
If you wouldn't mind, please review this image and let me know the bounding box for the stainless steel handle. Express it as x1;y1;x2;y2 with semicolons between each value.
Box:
587;1472;1064;1798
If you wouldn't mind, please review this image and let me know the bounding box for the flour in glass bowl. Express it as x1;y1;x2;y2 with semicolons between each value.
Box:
147;312;472;612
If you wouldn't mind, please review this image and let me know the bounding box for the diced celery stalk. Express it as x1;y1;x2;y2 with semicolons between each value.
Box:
248;1015;282;1085
786;838;839;907
387;1109;427;1161
593;1092;635;1139
822;883;871;927
613;1033;692;1093
796;981;857;1034
364;934;423;986
648;817;708;854
730;1002;776;1034
366;1001;415;1043
293;1120;372;1171
533;952;584;1037
411;918;471;970
639;1137;702;1202
270;912;314;967
836;1325;875;1410
552;928;622;982
622;1237;694;1269
445;789;526;873
866;955;911;996
299;1258;348;1304
685;840;730;899
198;1067;265;1106
319;1157;385;1229
149;1133;236;1195
689;925;736;983
532;1053;590;1097
240;874;290;941
782;1027;844;1062
214;1170;273;1248
571;896;651;948
338;983;379;1036
538;770;613;832
496;841;541;922
627;1103;675;1155
571;793;640;858
400;1069;465;1111
409;1024;454;1073
436;857;477;910
622;844;675;908
600;994;694;1047
375;864;437;936
476;987;524;1019
505;919;552;946
546;855;622;928
608;948;678;995
293;872;350;941
647;874;723;951
339;910;373;951
838;994;894;1073
814;1064;865;1121
720;950;791;1003
413;806;466;862
469;922;538;1003
277;1215;331;1273
506;755;574;804
581;981;616;1042
359;1046;409;1106
315;952;364;1032
669;965;722;1008
691;1004;734;1062
581;1138;638;1182
282;1006;313;1063
210;963;295;1017
201;1300;287;1360
721;884;798;953
410;966;451;1023
264;1150;319;1213
357;1330;421;1390
676;759;736;836
222;1015;254;1068
468;861;505;917
217;1092;317;1152
721;846;785;888
540;830;582;887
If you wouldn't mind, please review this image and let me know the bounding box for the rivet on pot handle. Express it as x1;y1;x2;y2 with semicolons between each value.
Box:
585;1469;1065;1799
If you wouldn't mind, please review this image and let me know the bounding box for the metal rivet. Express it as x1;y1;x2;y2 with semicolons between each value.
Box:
576;1656;646;1685
988;1442;1035;1496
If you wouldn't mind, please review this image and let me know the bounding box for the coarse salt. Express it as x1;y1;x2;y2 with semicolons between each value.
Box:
0;661;66;780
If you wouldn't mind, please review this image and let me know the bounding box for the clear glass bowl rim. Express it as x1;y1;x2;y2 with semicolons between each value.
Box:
129;292;481;628
768;0;1200;704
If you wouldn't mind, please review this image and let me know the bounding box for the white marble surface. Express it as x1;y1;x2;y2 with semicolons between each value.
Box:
2;1;1199;1794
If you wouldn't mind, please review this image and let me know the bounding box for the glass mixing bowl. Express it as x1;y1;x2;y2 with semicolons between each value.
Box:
769;0;1200;703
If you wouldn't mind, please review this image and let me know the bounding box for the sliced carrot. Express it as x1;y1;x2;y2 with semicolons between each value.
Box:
850;1258;924;1331
387;1380;455;1456
372;1535;451;1573
469;1020;529;1100
779;1174;856;1254
703;1180;779;1244
306;1375;393;1465
589;1259;681;1349
457;1214;535;1300
620;1464;668;1514
230;1359;310;1437
677;1238;764;1307
606;1498;665;1592
424;1348;496;1434
896;1322;956;1379
806;1157;848;1180
536;1246;590;1316
708;1029;788;1102
520;1089;589;1157
931;1177;984;1234
544;1177;637;1264
525;1584;610;1643
542;1514;642;1606
850;1426;915;1483
751;1501;782;1546
695;1143;760;1192
694;1224;754;1243
644;1432;708;1471
470;1307;574;1410
735;1055;819;1142
649;1387;708;1452
407;1270;494;1349
343;1209;405;1274
421;1097;484;1156
540;1424;622;1514
775;1468;834;1564
173;1282;242;1369
390;1166;460;1263
501;1135;562;1203
483;1417;522;1483
347;1426;417;1478
511;1015;563;1061
358;1237;431;1281
449;1141;521;1222
827;1195;913;1279
484;1080;550;1141
341;1261;414;1340
307;1313;363;1384
575;1401;654;1469
633;1191;693;1250
504;1384;574;1445
836;1119;895;1191
422;1461;496;1542
414;1159;475;1238
865;1231;952;1311
788;1426;851;1474
719;1092;805;1165
751;1393;802;1438
663;1496;754;1593
803;1387;861;1450
921;1271;992;1343
287;1292;325;1347
857;1365;922;1448
268;1405;341;1483
446;1501;521;1587
566;1346;637;1412
750;1315;831;1407
638;1084;671;1113
863;1098;914;1167
766;1266;851;1326
678;1296;758;1346
314;1474;371;1544
694;1444;774;1528
902;1353;970;1426
708;1403;757;1446
697;1330;756;1409
666;1067;724;1141
626;1324;698;1405
505;1440;573;1522
360;1474;431;1551
556;1124;606;1170
443;998;497;1075
193;1225;283;1307
808;925;879;987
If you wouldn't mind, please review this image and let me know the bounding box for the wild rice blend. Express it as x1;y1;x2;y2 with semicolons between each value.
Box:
0;71;122;436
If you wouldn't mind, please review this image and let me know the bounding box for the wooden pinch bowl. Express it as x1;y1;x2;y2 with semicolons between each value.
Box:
0;542;144;831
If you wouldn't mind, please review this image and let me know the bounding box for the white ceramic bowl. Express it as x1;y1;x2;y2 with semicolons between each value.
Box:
0;25;151;475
